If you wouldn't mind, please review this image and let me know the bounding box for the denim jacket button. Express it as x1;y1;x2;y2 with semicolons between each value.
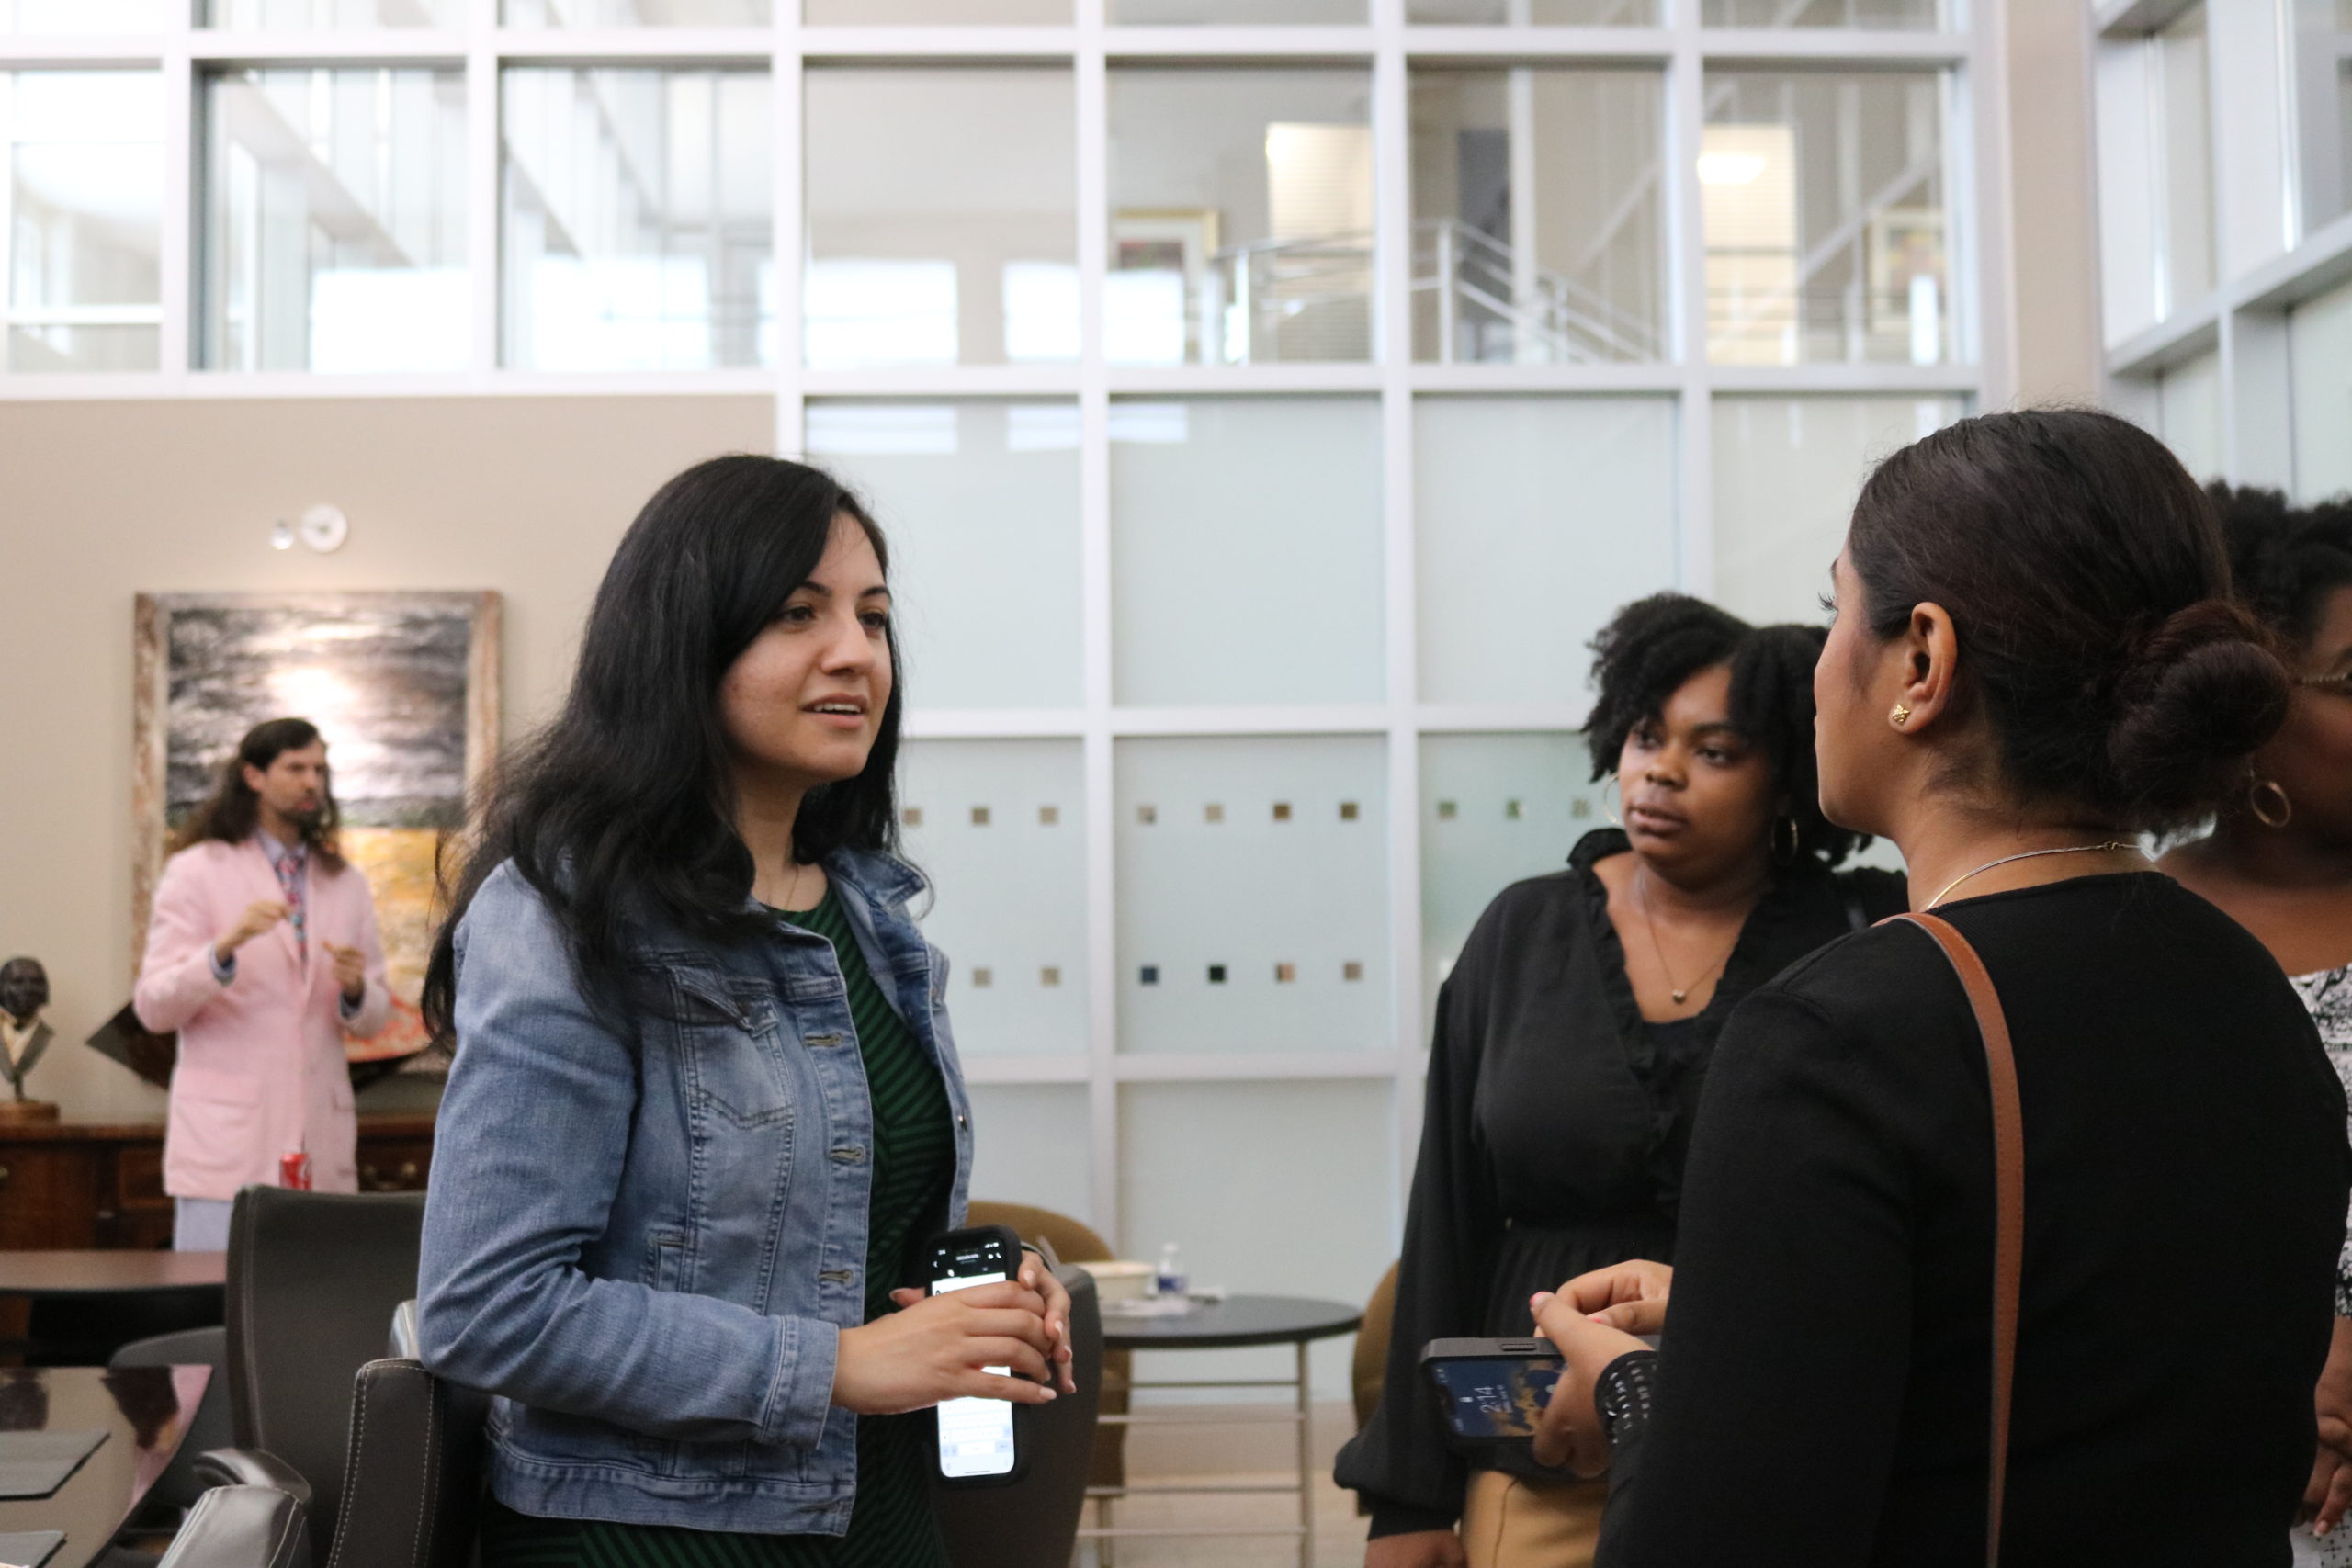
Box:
829;1145;866;1164
819;1268;855;1284
806;1032;843;1048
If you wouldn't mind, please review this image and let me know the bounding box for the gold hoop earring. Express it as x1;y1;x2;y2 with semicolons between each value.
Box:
1772;815;1802;866
1889;703;1913;728
2250;777;2294;829
1602;775;1623;828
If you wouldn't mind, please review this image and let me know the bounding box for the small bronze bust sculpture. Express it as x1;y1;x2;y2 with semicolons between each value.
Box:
0;958;56;1114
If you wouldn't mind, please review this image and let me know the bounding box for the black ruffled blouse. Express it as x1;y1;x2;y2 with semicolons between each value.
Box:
1334;829;1906;1537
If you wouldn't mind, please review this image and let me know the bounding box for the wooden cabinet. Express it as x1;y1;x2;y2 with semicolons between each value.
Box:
0;1115;437;1251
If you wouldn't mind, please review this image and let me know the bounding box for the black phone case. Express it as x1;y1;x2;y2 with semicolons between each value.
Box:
1421;1337;1566;1444
926;1224;1034;1489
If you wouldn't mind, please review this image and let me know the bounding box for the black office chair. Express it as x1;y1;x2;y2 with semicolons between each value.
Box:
192;1187;427;1557
110;1325;232;1514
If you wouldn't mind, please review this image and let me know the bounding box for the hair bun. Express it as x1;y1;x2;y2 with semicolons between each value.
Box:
2104;599;2290;818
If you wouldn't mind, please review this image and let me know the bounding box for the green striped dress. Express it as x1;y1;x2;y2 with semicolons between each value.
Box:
480;888;958;1568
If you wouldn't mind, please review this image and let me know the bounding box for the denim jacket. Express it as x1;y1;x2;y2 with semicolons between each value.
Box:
416;849;973;1535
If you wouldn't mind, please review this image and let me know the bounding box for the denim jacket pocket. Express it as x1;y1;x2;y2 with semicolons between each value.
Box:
670;971;794;1129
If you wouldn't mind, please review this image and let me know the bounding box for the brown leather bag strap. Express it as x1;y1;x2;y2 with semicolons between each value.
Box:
1890;912;2023;1568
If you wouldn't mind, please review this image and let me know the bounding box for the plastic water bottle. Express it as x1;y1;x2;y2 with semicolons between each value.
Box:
1156;1242;1187;1300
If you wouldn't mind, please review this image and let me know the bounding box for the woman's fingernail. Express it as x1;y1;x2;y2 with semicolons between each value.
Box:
1532;1292;1555;1308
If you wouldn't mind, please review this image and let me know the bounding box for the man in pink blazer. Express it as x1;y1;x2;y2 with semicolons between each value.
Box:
135;718;391;1249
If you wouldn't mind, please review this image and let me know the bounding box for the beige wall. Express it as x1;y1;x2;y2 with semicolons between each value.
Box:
0;394;775;1122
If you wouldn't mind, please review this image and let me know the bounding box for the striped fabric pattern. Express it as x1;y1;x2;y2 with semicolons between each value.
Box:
478;887;957;1568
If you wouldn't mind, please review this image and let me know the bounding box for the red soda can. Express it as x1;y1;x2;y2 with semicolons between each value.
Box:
279;1151;312;1190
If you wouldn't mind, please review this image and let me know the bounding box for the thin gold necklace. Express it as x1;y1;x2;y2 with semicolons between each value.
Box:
1634;868;1739;1008
1928;841;2137;908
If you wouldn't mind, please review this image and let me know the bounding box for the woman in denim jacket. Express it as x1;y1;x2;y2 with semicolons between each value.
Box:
415;457;1074;1566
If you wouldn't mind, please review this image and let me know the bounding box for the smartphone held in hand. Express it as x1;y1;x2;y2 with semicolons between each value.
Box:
1422;1337;1566;1441
925;1223;1031;1487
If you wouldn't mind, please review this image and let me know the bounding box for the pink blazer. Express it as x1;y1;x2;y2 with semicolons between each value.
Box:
133;839;391;1200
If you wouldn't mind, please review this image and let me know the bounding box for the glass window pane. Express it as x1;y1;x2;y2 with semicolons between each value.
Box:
502;68;772;371
3;71;162;373
1416;398;1676;705
2294;1;2352;233
2153;350;2222;481
3;0;167;26
806;0;1066;18
1702;71;1952;367
1115;737;1388;1055
899;740;1088;1057
1419;734;1605;1034
1112;398;1383;705
1113;0;1362;18
505;0;769;23
2291;276;2352;502
1408;0;1657;21
805;70;1074;370
1410;69;1664;363
1711;395;1966;626
2158;6;2215;312
1703;0;1940;24
1108;69;1373;366
968;1085;1090;1218
1121;1079;1392;1393
202;69;466;373
806;401;1082;709
209;0;463;23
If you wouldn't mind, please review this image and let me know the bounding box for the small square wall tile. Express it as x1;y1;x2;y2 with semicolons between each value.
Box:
972;967;993;988
971;806;991;826
1207;964;1227;984
1342;961;1363;981
1039;805;1060;826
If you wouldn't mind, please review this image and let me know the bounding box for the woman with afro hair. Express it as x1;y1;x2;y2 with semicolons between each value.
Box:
2161;484;2352;1558
1336;592;1907;1568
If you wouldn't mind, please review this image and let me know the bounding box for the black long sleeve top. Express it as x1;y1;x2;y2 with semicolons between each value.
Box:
1593;873;2350;1567
1333;829;1905;1536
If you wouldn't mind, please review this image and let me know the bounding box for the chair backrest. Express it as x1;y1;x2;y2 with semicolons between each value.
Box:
157;1484;312;1568
964;1201;1111;1264
931;1264;1103;1568
1352;1259;1400;1433
110;1325;232;1511
225;1187;427;1550
322;1357;489;1568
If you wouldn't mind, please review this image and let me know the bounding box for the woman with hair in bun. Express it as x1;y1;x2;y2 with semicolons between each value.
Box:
1337;593;1906;1568
1529;410;2350;1566
2160;486;2352;1554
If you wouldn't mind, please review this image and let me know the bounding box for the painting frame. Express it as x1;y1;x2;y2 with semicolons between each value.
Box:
130;591;501;1067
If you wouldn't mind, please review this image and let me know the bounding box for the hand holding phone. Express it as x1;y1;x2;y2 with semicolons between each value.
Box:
1422;1337;1566;1441
924;1224;1037;1485
828;1268;1054;1420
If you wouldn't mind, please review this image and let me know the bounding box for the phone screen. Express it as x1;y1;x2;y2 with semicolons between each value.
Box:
932;1269;1018;1479
1429;1357;1565;1439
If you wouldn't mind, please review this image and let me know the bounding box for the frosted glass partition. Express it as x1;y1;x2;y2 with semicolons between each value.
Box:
1114;735;1388;1055
2154;349;2223;483
1120;1079;1392;1395
2157;6;2214;315
506;0;770;22
1107;69;1374;366
211;0;462;22
1114;0;1363;19
967;1084;1091;1218
805;71;1075;370
203;68;467;373
1407;0;1656;20
501;68;773;370
2;0;168;27
1712;395;1965;626
2292;277;2352;502
807;402;1082;710
1416;398;1676;705
1702;71;1951;367
1419;733;1602;1031
898;739;1089;1057
1703;0;1940;23
3;71;163;373
1111;397;1384;705
1408;69;1666;365
805;0;1066;18
2295;1;2352;233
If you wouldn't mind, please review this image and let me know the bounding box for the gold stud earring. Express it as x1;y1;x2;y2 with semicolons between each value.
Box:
1890;704;1913;727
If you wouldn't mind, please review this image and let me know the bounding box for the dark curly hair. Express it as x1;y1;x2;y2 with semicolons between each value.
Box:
2205;482;2352;648
1584;592;1860;869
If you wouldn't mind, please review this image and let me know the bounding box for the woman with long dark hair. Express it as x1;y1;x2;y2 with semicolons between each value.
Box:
1529;410;2349;1565
416;456;1073;1565
2161;486;2352;1553
1338;593;1905;1568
